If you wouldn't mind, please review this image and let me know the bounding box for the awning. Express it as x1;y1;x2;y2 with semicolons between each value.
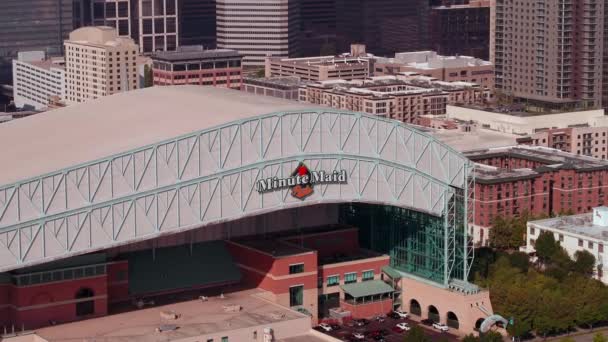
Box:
382;266;402;280
341;280;395;298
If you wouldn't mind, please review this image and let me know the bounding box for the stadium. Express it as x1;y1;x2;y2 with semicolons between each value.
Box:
0;86;493;341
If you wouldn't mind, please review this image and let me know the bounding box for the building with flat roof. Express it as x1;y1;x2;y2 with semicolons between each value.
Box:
517;127;608;160
265;52;372;82
217;0;300;67
524;207;608;283
64;26;139;104
374;51;494;90
12;52;65;110
466;146;608;246
242;76;306;100
429;0;490;60
446;104;608;135
299;74;490;124
494;0;604;109
151;46;242;89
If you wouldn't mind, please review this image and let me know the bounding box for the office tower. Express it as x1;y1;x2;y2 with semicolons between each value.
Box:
216;0;301;66
300;0;336;56
335;0;429;55
180;0;216;48
12;51;65;110
494;0;605;109
88;0;178;53
64;26;139;104
0;0;74;84
429;0;490;60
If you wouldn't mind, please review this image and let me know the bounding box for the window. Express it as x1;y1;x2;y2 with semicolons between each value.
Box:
289;263;304;274
530;227;535;235
327;275;339;287
559;234;564;242
362;270;374;281
530;238;535;246
289;285;303;307
344;272;357;284
221;337;228;342
589;241;594;249
579;239;584;247
600;244;604;254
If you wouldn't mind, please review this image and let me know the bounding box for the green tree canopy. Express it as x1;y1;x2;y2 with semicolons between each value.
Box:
594;332;608;342
572;250;596;277
403;325;430;342
535;230;559;263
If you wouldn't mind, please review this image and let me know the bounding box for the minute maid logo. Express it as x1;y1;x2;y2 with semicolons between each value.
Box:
256;162;347;200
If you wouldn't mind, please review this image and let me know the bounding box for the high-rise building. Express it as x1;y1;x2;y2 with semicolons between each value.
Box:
12;51;65;110
335;0;429;55
429;0;490;60
216;0;301;67
494;0;605;109
180;0;216;48
89;0;178;53
300;0;337;56
64;26;139;104
0;0;74;84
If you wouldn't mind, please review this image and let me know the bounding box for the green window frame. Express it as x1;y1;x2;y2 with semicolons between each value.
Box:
362;270;374;281
327;275;340;287
289;263;304;274
344;272;357;284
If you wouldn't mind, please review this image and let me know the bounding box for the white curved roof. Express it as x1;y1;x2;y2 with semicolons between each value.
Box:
0;86;325;185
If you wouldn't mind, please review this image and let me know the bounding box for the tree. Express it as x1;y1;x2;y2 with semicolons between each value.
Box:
572;250;596;277
508;252;531;273
559;338;575;342
594;333;607;342
462;334;479;342
143;64;153;88
535;231;559;264
489;216;526;250
480;331;504;342
404;325;430;342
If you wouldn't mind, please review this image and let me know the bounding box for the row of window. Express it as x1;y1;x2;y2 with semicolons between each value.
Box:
325;270;375;287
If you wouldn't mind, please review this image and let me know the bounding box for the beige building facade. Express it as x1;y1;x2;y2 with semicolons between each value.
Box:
65;26;139;104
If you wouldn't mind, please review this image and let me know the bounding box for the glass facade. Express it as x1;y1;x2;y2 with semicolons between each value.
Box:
327;275;339;286
289;285;303;307
344;272;357;284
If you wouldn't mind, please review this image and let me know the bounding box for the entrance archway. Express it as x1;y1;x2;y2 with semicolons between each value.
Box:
410;299;421;316
475;318;485;331
447;311;459;329
428;305;440;323
75;288;95;317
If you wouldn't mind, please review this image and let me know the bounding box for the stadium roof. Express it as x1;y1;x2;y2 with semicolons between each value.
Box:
0;86;326;185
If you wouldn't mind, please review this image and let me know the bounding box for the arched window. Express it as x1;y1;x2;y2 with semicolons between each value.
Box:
410;299;421;316
447;311;459;329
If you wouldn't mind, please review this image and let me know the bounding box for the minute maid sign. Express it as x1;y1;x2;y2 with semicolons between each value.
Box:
256;163;347;200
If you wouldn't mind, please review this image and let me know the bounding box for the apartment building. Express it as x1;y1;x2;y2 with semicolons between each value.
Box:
494;0;605;109
374;51;494;90
64;26;139;104
216;0;301;66
151;46;242;89
517;127;608;160
298;74;490;124
467;146;608;246
12;51;65;110
429;0;491;60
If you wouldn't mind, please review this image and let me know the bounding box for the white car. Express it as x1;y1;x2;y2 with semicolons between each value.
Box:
396;322;411;331
318;323;332;332
352;332;365;340
433;322;449;332
394;310;409;319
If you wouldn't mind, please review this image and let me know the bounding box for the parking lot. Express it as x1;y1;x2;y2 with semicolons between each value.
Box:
316;315;460;342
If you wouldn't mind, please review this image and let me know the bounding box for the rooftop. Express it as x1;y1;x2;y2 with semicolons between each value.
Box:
529;213;608;242
268;55;371;68
151;46;241;62
243;76;308;88
429;127;518;152
0;86;327;186
376;51;492;69
33;288;308;342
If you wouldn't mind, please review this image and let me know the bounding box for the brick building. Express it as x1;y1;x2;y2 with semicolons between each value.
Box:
151;46;242;89
466;146;608;246
517;127;608;160
298;74;490;124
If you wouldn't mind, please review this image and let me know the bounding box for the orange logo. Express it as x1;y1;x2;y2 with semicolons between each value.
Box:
290;163;314;200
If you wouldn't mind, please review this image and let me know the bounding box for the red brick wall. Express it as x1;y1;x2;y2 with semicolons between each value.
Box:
107;261;129;303
341;299;393;319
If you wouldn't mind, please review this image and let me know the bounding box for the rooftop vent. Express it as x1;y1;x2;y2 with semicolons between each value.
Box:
593;207;608;227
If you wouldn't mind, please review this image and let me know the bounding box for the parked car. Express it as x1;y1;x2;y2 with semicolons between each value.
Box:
433;322;449;332
421;318;434;326
396;322;411;331
354;318;370;327
372;335;387;342
352;332;365;340
392;325;406;333
317;323;332;332
394;309;409;318
374;315;386;322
